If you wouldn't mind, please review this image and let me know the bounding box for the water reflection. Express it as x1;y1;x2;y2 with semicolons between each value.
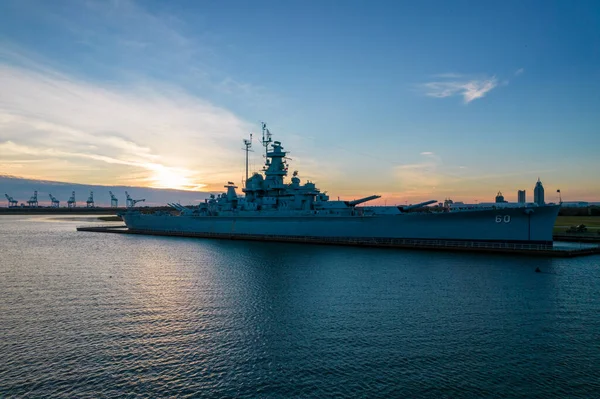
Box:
1;216;599;398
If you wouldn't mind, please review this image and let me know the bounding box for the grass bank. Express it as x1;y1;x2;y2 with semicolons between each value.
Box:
554;215;600;235
97;216;122;222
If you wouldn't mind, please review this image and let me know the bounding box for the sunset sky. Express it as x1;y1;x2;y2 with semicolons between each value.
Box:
1;0;599;204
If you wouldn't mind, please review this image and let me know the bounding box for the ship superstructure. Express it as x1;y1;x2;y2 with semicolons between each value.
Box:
121;122;561;248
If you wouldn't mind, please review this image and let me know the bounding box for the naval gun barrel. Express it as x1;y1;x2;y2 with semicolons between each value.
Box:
168;203;186;211
398;200;437;212
169;203;197;215
346;195;381;207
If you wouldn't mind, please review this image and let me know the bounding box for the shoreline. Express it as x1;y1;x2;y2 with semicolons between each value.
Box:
0;207;168;215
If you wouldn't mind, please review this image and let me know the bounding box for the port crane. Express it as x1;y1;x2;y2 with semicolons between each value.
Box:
109;191;118;208
27;191;39;208
49;194;60;208
67;191;76;208
126;191;145;208
5;194;18;208
86;191;95;208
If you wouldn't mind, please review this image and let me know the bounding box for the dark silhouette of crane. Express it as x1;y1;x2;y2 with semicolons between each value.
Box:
5;194;18;208
49;194;60;208
67;191;76;208
126;191;145;208
109;191;118;208
27;191;39;208
86;191;95;208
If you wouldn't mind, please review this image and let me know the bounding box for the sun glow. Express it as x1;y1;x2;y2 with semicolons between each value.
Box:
147;164;206;191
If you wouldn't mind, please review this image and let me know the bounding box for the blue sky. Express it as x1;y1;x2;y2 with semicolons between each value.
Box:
1;0;599;204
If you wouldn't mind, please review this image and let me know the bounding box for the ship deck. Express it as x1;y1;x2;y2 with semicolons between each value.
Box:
77;225;600;258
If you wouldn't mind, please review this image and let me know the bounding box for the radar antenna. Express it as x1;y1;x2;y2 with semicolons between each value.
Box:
242;133;253;183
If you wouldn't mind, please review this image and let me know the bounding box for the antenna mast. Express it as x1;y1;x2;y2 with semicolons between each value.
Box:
243;133;253;183
261;121;272;159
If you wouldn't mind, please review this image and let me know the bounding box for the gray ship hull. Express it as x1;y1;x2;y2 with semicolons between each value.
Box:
122;205;560;247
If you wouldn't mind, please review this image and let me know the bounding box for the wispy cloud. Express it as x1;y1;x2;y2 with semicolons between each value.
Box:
432;73;463;79
420;75;498;103
0;60;253;190
394;152;443;195
0;0;284;191
390;151;558;202
515;68;525;76
1;0;279;109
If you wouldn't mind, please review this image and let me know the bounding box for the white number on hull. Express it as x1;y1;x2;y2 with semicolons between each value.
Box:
495;215;511;223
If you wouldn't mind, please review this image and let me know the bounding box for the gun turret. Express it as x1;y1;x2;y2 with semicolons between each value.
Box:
168;203;194;214
398;200;437;212
346;195;381;207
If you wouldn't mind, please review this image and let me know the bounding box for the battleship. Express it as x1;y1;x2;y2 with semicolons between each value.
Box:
121;123;561;249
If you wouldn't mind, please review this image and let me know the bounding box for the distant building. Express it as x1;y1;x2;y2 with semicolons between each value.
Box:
518;190;526;203
534;178;545;205
495;191;507;203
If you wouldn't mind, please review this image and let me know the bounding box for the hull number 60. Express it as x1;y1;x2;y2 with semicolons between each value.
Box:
495;215;511;223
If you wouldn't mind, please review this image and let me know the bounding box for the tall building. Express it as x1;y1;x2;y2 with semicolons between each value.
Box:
495;191;506;203
534;178;545;205
518;190;526;203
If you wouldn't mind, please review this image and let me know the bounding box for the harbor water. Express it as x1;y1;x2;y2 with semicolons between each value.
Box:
1;215;599;398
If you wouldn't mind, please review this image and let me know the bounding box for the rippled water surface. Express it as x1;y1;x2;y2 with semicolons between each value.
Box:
1;215;600;398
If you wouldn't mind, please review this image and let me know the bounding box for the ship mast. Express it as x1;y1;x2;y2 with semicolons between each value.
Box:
243;133;253;183
261;122;272;159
